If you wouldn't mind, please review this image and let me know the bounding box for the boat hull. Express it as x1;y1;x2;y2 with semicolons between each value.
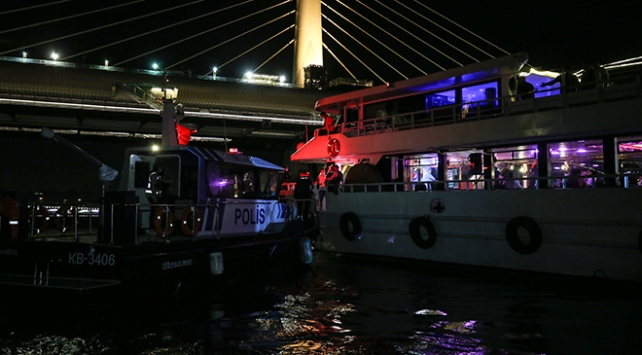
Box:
0;221;312;296
317;188;642;283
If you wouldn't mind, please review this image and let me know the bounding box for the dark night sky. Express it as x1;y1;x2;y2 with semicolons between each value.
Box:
1;0;641;83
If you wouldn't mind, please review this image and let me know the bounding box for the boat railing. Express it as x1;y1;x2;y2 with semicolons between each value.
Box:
338;173;640;194
314;72;642;139
24;199;302;245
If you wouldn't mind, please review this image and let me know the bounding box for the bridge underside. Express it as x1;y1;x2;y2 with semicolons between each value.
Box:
0;60;328;149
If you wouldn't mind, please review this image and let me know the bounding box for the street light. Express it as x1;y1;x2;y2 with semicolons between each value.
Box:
51;52;59;61
212;66;217;80
152;63;159;70
104;60;109;67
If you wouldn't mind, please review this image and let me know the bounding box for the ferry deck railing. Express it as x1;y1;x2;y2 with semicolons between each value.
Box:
338;173;640;195
314;72;642;139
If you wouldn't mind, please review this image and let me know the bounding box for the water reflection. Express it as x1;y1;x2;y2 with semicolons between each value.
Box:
0;252;640;354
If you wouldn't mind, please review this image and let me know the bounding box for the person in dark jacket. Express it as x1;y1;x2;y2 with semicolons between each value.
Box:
293;170;313;220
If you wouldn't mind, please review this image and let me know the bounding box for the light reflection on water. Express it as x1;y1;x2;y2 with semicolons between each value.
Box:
0;251;640;354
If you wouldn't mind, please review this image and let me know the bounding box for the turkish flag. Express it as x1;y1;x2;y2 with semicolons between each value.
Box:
176;124;194;145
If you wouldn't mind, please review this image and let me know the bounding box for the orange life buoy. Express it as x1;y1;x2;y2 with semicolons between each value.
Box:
180;207;201;236
153;207;175;238
327;138;341;157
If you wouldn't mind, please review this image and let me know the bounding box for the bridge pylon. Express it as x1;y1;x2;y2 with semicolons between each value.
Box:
293;0;323;88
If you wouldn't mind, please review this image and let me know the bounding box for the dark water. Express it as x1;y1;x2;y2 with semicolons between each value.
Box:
0;251;640;355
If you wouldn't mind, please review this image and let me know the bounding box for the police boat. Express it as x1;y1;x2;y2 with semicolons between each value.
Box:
0;101;313;296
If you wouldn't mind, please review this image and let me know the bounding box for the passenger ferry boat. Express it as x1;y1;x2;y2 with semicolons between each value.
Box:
0;103;313;296
291;52;642;284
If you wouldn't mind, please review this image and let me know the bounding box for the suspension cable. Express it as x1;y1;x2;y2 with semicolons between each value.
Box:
165;10;294;70
119;1;289;68
324;3;425;76
390;0;481;62
323;28;385;84
215;26;293;74
64;1;248;62
322;14;407;80
333;0;445;71
322;43;357;81
0;0;71;16
0;0;207;57
0;0;145;35
252;39;294;74
412;0;511;56
362;0;462;67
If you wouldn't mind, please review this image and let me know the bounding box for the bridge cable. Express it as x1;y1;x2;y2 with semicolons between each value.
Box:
412;0;512;57
395;0;488;59
322;14;407;80
64;1;247;62
390;0;482;62
322;43;357;81
0;0;208;57
252;39;294;74
239;31;294;73
322;28;385;84
0;0;71;16
360;0;462;67
332;0;446;71
324;3;424;77
120;1;290;68
165;9;294;70
0;0;145;35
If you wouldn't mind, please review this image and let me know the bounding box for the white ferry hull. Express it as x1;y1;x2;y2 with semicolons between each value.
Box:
317;188;642;283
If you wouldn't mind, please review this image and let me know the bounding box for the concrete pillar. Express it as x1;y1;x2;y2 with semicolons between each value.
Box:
293;0;323;88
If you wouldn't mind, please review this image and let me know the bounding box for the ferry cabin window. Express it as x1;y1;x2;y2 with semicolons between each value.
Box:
444;150;486;190
461;82;500;117
493;146;538;189
548;139;604;188
618;137;642;187
404;154;438;191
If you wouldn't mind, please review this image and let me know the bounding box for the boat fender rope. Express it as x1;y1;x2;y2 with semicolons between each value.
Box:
153;207;175;238
180;207;201;236
409;215;437;249
505;216;542;255
339;212;362;241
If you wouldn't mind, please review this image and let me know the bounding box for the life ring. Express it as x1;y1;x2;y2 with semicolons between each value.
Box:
505;216;542;255
409;216;437;249
53;204;75;233
153;207;175;238
327;138;341;157
339;212;362;241
180;207;201;236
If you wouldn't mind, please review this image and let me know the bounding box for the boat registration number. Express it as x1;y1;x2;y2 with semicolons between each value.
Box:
68;252;116;266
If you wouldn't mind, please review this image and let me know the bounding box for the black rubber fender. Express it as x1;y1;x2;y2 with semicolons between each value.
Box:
505;216;542;255
409;216;437;249
339;212;362;241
